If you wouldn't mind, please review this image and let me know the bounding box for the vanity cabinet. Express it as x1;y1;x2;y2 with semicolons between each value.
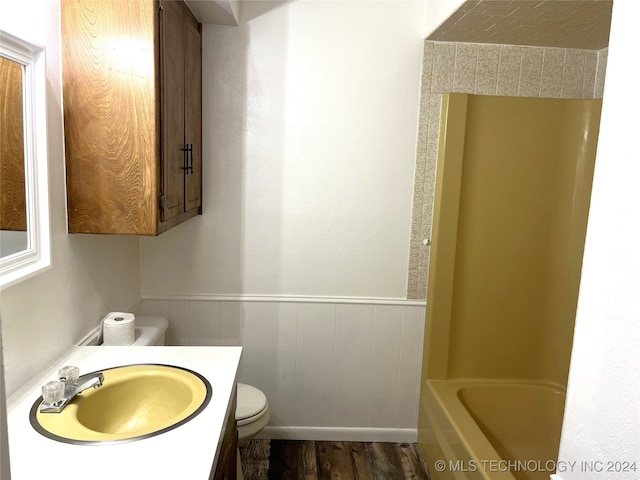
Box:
61;0;202;235
213;386;238;480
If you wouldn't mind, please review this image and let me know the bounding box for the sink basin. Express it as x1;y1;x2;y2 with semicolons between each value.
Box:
30;364;212;444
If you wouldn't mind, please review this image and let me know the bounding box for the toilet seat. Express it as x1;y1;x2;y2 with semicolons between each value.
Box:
236;383;269;427
237;404;269;427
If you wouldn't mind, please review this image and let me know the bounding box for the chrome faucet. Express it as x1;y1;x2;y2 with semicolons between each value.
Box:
40;369;104;413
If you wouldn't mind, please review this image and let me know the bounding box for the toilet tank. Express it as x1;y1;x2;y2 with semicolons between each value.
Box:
131;315;169;346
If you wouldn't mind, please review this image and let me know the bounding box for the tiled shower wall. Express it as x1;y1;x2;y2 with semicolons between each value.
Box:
140;298;424;441
407;41;608;299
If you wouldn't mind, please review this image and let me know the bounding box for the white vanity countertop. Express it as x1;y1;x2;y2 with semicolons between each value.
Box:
7;346;242;480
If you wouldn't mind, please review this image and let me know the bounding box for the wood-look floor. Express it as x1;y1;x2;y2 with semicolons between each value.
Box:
240;439;430;480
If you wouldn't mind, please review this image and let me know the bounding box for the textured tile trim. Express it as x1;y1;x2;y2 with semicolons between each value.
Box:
406;40;604;300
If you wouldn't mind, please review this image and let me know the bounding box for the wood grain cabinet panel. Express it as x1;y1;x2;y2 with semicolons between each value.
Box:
61;0;202;235
212;386;238;480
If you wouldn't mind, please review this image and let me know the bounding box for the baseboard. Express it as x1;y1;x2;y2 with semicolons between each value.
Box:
257;426;418;443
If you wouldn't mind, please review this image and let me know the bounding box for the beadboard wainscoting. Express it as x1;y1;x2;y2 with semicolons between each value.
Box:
140;297;425;442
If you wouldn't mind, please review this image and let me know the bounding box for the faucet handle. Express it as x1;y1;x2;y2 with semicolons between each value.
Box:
58;365;80;383
42;380;64;405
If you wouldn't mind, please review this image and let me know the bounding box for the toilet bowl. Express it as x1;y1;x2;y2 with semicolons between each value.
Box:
111;315;269;478
235;383;270;480
236;383;270;446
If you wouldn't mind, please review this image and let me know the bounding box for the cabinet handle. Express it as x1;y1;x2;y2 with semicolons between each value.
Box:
181;144;193;175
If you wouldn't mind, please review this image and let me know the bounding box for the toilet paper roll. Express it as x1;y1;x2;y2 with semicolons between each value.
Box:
102;312;136;346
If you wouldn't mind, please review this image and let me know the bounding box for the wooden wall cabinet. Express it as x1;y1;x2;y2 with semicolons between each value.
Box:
61;0;202;235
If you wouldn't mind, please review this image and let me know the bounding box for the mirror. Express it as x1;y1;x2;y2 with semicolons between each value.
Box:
0;30;50;289
1;55;28;255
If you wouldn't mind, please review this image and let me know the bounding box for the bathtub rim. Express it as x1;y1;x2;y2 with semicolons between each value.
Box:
421;379;566;480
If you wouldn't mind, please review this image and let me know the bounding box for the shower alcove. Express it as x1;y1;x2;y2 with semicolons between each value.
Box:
417;92;602;480
413;4;612;479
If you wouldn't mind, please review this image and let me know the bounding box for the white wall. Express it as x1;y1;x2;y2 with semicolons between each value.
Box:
0;0;140;397
421;0;465;39
137;0;466;442
141;298;424;441
140;0;434;299
554;2;640;479
0;322;10;479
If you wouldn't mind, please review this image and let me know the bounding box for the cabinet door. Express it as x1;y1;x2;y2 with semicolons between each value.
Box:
160;0;186;224
184;17;202;214
213;388;238;480
62;0;159;234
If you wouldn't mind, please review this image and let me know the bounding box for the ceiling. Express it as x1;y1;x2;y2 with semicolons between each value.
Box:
427;0;613;50
184;0;239;25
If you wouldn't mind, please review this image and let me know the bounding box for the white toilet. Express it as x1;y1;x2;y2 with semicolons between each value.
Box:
121;315;270;478
236;382;269;446
131;315;169;346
